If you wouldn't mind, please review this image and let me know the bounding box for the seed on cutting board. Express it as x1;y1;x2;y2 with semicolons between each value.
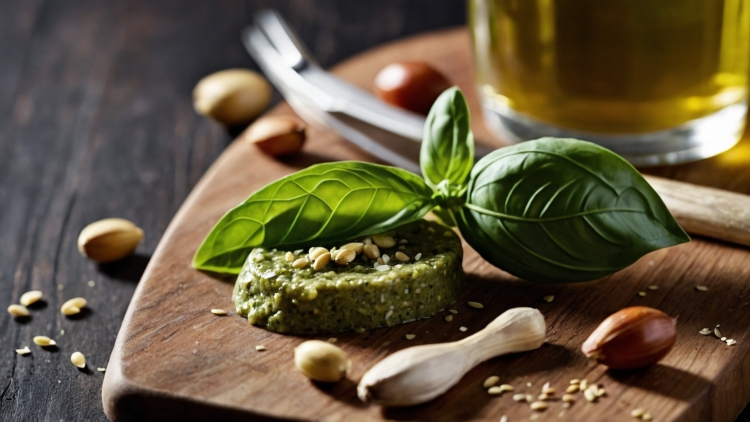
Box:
699;328;712;335
7;304;29;317
721;336;727;341
210;309;227;315
538;393;549;401
405;334;416;340
648;285;659;290
449;309;458;314
530;401;548;411
483;376;500;388
498;384;514;392
562;394;575;403
255;345;266;351
459;326;468;332
512;393;527;402
97;367;106;372
570;379;580;384
487;386;504;395
61;297;87;315
445;315;453;322
631;408;646;418
695;285;709;291
727;339;737;346
33;336;56;347
579;380;588;390
714;327;722;338
637;291;646;297
467;301;483;309
595;387;606;397
542;386;555;395
542;295;554;303
643;413;653;421
327;338;338;343
15;347;31;355
584;388;596;402
566;384;579;393
20;290;42;306
71;352;86;369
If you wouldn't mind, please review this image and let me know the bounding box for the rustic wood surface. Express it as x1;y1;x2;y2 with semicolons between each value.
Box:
0;1;469;421
101;26;750;422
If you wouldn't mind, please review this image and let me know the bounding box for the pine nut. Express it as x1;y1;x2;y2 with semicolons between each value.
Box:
372;234;396;248
363;244;380;259
20;290;42;306
7;304;29;317
313;253;331;271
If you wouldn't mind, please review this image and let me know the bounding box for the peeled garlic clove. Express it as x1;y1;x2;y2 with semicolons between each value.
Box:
294;340;350;383
78;218;144;263
582;306;676;370
193;69;271;126
241;116;305;157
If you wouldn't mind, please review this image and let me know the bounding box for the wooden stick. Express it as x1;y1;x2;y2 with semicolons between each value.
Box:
645;175;750;247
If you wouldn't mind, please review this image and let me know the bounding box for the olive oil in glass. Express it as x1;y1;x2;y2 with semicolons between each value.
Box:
470;0;750;165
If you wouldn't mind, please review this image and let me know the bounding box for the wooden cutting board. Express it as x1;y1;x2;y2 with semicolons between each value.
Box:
101;28;750;422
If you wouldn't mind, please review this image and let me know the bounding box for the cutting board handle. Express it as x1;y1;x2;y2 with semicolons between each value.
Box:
645;175;750;247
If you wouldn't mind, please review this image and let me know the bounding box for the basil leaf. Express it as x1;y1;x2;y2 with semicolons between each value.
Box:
193;161;435;274
420;87;474;190
457;138;690;283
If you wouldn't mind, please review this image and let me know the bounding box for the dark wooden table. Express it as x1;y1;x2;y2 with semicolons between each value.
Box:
1;1;748;421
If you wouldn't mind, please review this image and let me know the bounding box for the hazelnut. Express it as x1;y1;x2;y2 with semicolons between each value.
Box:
193;69;272;126
582;306;676;369
77;218;144;263
241;116;305;156
294;340;351;382
374;62;452;115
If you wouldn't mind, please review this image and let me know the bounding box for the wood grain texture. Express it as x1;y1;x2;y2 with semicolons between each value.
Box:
102;29;750;422
0;1;468;421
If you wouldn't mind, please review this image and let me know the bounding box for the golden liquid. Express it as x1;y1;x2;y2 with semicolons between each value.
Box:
470;0;750;133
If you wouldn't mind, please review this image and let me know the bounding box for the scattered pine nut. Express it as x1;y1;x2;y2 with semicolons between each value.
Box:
33;336;56;347
727;339;737;346
255;345;266;351
695;285;708;291
71;352;86;368
699;328;712;335
327;338;337;343
512;393;527;402
714;327;722;338
211;309;227;316
542;386;555;395
483;376;500;388
648;285;659;291
449;309;458;314
20;290;43;306
566;384;579;393
467;301;483;309
445;315;453;322
15;347;31;355
61;297;87;316
542;295;554;303
570;379;580;385
637;291;646;297
7;304;29;317
580;380;588;390
562;394;575;403
97;367;106;372
459;326;468;332
372;234;396;248
631;408;646;418
584;388;596;402
530;401;548;411
285;251;295;262
499;384;514;392
405;334;416;340
394;251;410;262
488;386;504;395
538;393;549;401
643;413;652;421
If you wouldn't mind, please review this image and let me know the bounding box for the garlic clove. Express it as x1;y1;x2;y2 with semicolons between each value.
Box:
294;340;350;383
193;69;271;126
581;306;676;370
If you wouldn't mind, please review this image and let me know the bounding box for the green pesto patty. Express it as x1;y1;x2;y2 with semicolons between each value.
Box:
233;220;464;334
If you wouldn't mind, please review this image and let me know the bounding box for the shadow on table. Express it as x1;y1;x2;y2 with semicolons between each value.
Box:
98;254;151;283
608;364;711;402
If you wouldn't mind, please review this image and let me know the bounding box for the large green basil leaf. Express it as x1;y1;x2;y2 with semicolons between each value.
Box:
457;138;690;283
193;161;436;274
420;87;474;191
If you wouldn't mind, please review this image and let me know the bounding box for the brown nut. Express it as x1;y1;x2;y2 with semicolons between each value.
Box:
241;116;305;157
374;62;451;115
581;306;676;370
77;218;144;263
193;69;272;126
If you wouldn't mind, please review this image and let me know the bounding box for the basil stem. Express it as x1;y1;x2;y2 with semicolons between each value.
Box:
192;161;435;274
456;138;690;283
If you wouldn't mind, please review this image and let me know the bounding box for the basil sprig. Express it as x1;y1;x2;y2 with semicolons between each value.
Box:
194;88;689;282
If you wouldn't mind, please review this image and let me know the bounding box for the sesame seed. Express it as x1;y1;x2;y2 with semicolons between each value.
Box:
527;382;533;387
414;253;422;261
727;339;737;346
637;291;646;297
375;265;390;272
382;254;390;264
445;315;453;322
293;249;303;255
483;376;500;388
695;285;709;291
97;367;106;372
449;309;458;314
88;280;95;287
542;387;555;395
255;345;266;351
648;285;659;290
210;309;227;316
699;328;712;335
538;393;549;401
542;295;554;303
467;301;483;309
15;347;31;356
19;290;42;306
721;336;727;341
261;271;277;279
459;326;468;332
405;334;416;340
